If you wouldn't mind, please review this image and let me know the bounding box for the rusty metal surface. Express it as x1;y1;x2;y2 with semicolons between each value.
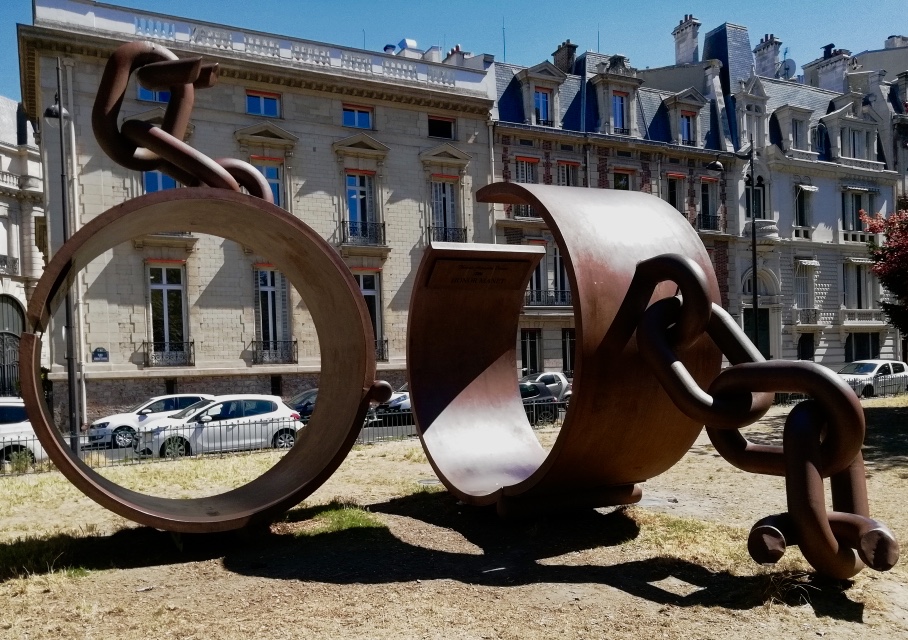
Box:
409;183;722;509
408;181;897;578
21;189;390;532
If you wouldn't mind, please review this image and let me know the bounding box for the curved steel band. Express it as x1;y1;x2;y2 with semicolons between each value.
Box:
408;183;721;515
20;189;385;532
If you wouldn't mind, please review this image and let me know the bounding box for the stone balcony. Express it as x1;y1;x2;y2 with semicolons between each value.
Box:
744;219;779;244
837;308;885;325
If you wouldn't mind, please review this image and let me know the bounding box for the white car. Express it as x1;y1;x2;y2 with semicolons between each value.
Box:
87;393;214;449
836;360;908;398
134;394;302;458
0;397;47;471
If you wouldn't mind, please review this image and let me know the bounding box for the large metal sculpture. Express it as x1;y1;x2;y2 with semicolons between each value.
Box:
20;42;898;579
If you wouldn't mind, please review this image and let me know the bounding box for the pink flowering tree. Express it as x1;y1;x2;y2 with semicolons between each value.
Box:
860;208;908;333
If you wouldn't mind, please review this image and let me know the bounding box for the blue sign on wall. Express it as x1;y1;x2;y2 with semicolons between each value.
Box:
91;347;109;362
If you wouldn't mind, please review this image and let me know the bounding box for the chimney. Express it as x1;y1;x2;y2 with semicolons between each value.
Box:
885;35;908;49
383;44;396;54
672;14;701;64
753;33;782;77
552;39;578;73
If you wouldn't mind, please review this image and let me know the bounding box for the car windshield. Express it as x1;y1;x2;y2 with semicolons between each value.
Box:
124;400;149;413
170;399;214;419
838;363;877;375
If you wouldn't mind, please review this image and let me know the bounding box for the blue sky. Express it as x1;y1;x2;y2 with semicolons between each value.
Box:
2;0;907;102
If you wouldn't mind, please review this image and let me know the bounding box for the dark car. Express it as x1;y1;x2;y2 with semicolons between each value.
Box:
519;381;557;425
287;388;318;423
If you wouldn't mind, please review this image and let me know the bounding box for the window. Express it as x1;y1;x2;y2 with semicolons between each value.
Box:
520;329;541;375
428;116;454;139
255;268;290;356
699;180;718;230
148;264;187;357
138;86;170;103
557;162;579;187
797;334;815;361
613;171;631;191
343;105;372;129
795;188;811;228
354;273;384;359
246;91;280;118
845;332;880;362
680;112;695;145
612;92;628;134
791;119;806;150
514;158;539;217
745;176;765;219
251;160;283;207
553;246;570;304
842;190;875;231
534;88;552;126
843;262;875;309
667;176;684;213
143;170;177;194
794;261;815;309
527;254;546;304
430;179;460;241
561;328;576;376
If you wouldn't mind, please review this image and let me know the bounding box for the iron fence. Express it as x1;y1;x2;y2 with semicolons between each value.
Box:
429;226;467;243
525;289;572;306
251;340;298;364
1;401;571;476
143;341;195;367
341;220;386;246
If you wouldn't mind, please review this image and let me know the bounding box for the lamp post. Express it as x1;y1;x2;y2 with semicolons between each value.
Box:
706;136;761;354
43;58;79;453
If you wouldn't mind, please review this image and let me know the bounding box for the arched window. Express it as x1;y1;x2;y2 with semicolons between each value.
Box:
0;295;24;396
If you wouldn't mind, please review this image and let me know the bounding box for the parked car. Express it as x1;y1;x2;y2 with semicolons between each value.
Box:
836;360;908;398
87;393;214;449
287;388;319;423
519;382;558;425
288;388;381;426
0;397;47;470
133;394;301;458
374;383;413;425
520;371;572;402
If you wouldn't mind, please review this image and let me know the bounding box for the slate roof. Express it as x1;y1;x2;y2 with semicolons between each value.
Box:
703;23;754;97
760;76;838;128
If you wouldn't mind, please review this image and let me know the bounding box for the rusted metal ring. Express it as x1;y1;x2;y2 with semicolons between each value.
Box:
21;188;389;532
409;183;721;512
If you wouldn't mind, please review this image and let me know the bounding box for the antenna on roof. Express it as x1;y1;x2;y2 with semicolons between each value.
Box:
502;17;506;62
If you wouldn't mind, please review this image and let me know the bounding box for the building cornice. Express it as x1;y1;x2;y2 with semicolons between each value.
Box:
18;26;493;123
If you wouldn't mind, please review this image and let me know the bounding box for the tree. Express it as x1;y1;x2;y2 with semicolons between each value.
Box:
861;209;908;333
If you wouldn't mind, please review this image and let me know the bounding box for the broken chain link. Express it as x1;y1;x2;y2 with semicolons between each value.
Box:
632;254;898;579
91;41;273;203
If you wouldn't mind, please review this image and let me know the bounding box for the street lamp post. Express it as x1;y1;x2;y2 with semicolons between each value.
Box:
43;57;79;453
707;136;761;354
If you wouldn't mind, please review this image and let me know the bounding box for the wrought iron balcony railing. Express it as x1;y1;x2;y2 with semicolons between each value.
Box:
429;226;467;243
0;255;20;276
796;308;821;325
613;127;630;135
341;220;386;246
696;214;720;231
537;119;553;127
252;340;298;364
512;204;539;219
375;338;389;362
682;139;696;146
525;289;573;307
143;341;195;367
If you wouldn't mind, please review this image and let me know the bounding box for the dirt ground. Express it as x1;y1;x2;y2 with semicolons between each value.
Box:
1;399;907;640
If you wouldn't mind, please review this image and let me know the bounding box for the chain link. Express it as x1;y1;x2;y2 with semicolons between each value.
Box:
632;253;898;578
91;41;273;203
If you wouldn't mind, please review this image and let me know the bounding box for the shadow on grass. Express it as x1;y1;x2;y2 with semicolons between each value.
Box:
0;492;866;621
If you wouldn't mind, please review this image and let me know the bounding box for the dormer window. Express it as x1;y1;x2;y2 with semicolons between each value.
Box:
661;88;706;147
516;62;567;129
735;77;769;148
591;55;644;137
792;119;806;150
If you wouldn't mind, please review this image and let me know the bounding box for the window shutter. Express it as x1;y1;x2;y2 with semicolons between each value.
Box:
365;175;375;223
278;272;290;340
253;268;262;341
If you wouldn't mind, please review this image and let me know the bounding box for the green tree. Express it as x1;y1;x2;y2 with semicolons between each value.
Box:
861;209;908;333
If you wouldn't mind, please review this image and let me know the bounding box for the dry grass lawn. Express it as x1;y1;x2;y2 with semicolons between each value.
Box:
0;396;906;639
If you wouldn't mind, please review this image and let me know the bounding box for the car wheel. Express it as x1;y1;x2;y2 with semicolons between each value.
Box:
0;446;35;473
111;426;136;449
272;429;295;449
861;385;875;399
161;437;190;459
534;408;556;425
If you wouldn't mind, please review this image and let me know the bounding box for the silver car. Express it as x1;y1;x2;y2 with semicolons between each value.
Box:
134;394;302;458
87;393;214;449
836;360;908;398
